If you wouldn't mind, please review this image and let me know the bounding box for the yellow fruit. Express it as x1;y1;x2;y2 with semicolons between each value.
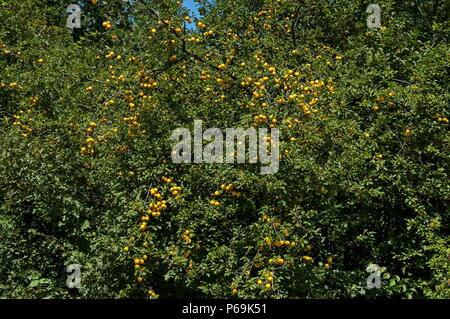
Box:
123;246;129;252
265;283;271;289
137;277;143;282
232;288;238;294
257;280;262;285
405;129;411;136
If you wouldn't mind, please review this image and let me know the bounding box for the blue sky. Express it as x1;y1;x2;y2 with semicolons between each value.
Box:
182;0;200;29
183;0;200;16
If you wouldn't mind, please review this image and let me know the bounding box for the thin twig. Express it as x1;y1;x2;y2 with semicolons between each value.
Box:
391;79;413;86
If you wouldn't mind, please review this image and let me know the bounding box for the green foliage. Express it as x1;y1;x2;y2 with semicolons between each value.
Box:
0;0;448;299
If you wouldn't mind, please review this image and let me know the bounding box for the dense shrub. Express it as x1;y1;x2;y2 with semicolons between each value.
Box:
0;0;448;298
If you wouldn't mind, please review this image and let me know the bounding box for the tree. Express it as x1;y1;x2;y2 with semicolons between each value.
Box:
0;0;448;299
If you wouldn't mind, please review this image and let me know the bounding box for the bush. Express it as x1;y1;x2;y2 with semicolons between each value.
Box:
0;0;448;299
